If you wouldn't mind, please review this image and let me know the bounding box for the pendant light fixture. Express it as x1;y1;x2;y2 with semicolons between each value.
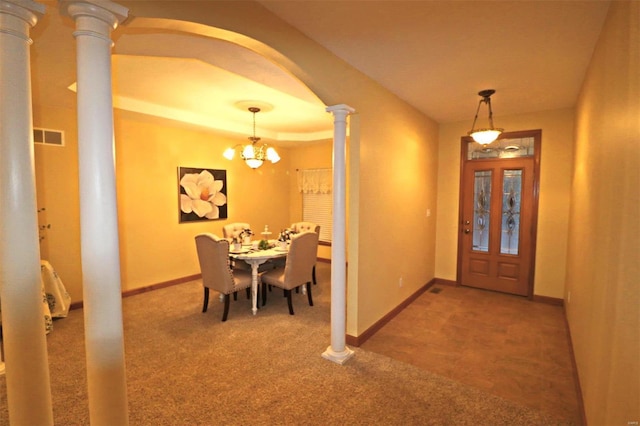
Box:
223;106;280;169
468;89;504;145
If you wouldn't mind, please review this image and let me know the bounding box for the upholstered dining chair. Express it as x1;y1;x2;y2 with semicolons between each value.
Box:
260;231;319;315
290;222;320;285
290;221;320;235
222;222;252;271
222;222;251;242
195;233;252;322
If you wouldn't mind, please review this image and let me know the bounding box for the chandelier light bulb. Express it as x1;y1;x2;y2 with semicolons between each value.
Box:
242;144;255;159
245;158;264;169
223;147;236;160
266;147;280;163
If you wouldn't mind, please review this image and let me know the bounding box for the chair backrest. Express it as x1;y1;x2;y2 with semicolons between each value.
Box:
291;221;320;235
283;231;319;288
222;222;251;240
195;233;234;294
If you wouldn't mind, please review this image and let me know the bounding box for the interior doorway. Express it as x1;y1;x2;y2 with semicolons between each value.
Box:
457;130;541;297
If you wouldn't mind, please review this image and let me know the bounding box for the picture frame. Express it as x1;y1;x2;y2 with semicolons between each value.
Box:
178;167;228;223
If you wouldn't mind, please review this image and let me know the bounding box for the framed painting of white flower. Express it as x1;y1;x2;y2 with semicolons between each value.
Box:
178;167;228;222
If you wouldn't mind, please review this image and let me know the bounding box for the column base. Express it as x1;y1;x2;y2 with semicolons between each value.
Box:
321;345;355;365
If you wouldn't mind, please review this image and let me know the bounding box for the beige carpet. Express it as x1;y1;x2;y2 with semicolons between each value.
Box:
0;264;568;425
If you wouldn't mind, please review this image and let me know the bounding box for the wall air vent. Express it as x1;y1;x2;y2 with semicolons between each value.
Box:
34;127;65;146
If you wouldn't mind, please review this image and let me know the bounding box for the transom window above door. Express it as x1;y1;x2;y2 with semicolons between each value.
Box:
467;136;535;160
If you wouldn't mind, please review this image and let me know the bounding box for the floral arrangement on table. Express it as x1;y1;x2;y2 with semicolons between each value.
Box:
232;228;253;245
232;228;252;244
240;228;253;241
258;239;272;250
277;228;293;242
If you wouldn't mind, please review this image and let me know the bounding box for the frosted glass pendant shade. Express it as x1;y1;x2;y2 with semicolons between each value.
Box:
470;129;503;145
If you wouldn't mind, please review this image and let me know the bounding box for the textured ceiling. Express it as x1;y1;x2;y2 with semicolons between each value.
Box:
258;0;611;123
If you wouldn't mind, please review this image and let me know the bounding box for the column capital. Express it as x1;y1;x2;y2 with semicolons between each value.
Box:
0;0;45;28
326;104;356;116
59;0;128;30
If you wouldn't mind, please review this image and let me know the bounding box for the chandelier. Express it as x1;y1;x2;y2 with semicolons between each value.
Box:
223;107;280;169
468;89;504;145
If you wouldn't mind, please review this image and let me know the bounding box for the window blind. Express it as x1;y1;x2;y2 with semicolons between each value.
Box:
303;192;332;243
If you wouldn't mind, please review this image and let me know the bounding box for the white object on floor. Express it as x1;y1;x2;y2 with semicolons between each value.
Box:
41;260;71;316
40;260;72;333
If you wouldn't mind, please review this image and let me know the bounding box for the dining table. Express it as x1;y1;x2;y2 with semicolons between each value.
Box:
230;245;288;315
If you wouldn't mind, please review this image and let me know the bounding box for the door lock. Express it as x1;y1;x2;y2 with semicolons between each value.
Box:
464;229;471;234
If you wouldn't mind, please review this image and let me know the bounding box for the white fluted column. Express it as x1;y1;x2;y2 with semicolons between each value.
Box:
59;1;129;424
322;104;355;365
0;1;53;424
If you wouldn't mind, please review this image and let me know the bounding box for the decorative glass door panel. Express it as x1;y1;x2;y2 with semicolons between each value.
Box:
473;171;492;252
500;170;522;255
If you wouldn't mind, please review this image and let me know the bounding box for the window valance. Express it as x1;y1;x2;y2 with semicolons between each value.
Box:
297;168;332;194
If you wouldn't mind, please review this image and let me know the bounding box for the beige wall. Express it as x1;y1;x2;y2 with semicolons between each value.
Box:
33;105;294;302
436;108;575;298
566;1;639;424
113;112;292;291
350;107;439;334
33;105;83;304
